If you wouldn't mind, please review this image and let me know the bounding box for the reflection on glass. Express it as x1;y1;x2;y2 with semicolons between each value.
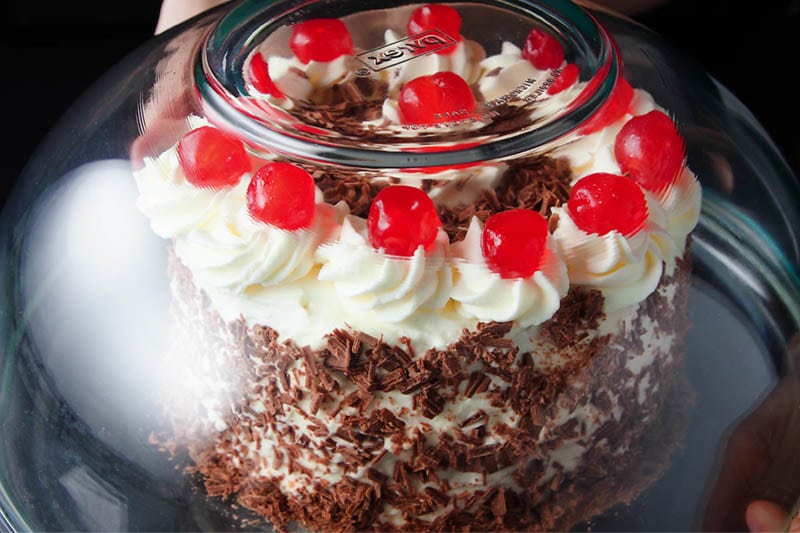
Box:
0;0;798;531
60;466;128;532
21;160;172;471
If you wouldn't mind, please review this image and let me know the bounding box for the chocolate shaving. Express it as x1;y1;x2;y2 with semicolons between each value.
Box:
163;247;696;532
414;386;445;419
438;156;573;242
358;408;406;438
543;287;606;349
491;487;508;517
312;169;385;218
290;76;388;138
465;371;492;398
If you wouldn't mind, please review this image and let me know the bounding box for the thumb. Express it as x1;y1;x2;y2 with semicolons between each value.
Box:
747;500;800;533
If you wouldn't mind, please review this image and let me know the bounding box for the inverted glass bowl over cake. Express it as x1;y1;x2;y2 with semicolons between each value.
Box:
1;1;798;531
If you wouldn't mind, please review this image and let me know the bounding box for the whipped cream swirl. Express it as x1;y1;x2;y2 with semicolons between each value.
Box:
380;29;485;93
134;148;231;238
134;132;345;293
663;167;702;252
477;42;554;106
451;218;569;326
553;90;658;180
176;184;344;292
551;194;676;311
552;90;701;262
265;54;354;102
316;216;453;322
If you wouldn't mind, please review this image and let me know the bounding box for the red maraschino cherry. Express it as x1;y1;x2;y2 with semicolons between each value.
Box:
578;75;634;135
177;126;251;189
568;173;648;237
398;72;476;125
547;63;579;95
522;28;564;70
615;110;685;194
249;52;285;98
247;162;316;231
290;18;354;64
407;4;462;51
367;185;442;257
482;209;549;279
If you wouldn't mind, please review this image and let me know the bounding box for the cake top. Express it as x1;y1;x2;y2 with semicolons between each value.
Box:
134;0;702;351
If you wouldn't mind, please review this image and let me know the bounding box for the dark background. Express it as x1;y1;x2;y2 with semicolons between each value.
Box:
2;0;799;206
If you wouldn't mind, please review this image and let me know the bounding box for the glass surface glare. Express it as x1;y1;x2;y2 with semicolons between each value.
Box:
1;0;799;531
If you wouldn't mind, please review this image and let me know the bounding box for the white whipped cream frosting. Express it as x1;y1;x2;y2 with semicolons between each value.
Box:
551;88;702;268
380;29;485;93
175;185;345;293
478;42;553;104
265;54;354;102
553;89;658;180
663;167;702;251
135;58;702;346
451;217;569;326
316;216;453;322
551;193;677;311
134;147;229;238
135;142;346;293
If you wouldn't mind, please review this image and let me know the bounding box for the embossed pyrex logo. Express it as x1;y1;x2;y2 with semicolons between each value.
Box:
355;29;457;73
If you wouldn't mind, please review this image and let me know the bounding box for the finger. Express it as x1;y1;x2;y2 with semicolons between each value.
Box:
702;428;769;531
155;0;231;34
788;498;800;533
703;337;800;531
746;500;790;532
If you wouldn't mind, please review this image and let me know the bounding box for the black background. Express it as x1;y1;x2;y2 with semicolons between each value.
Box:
2;0;799;206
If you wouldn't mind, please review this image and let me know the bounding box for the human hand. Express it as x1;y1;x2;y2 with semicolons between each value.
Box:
746;500;800;533
155;0;231;34
152;0;669;35
703;337;800;532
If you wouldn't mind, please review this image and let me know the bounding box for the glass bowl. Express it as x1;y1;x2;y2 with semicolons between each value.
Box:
1;1;798;531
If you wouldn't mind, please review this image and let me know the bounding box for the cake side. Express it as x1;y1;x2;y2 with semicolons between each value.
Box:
156;247;693;531
136;5;703;531
137;106;700;532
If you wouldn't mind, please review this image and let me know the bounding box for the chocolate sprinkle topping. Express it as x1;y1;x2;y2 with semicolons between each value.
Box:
439;155;573;241
311;168;386;218
156;214;695;533
291;76;388;138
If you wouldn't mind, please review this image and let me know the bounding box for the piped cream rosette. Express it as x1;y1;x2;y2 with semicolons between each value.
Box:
264;54;355;104
136;150;346;293
133;116;348;294
134;144;232;238
662;167;702;253
174;186;345;293
477;41;568;110
373;27;488;133
451;217;569;327
551;89;702;279
554;90;659;180
552;191;678;312
380;29;485;94
316;216;454;323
